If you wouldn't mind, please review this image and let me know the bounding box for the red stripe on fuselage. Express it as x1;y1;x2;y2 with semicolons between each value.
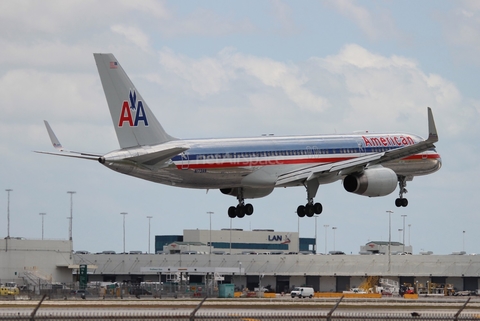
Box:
173;153;441;170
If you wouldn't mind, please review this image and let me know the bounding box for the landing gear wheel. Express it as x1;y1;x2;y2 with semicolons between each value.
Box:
228;206;236;218
245;203;254;215
395;198;408;207
236;205;245;218
313;202;323;214
305;204;315;217
297;205;306;217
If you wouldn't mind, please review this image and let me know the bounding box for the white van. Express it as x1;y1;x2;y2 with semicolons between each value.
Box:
291;287;314;298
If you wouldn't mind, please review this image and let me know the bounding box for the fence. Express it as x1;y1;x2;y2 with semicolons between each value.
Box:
1;296;478;321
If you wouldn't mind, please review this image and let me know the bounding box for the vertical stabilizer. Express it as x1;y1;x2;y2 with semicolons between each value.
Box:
94;53;175;148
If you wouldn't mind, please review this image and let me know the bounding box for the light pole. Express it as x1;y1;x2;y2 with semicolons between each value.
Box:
207;211;214;263
67;191;76;241
332;227;337;251
229;217;232;255
463;230;465;252
5;189;12;239
323;224;329;254
297;215;300;253
314;215;318;254
121;212;128;253
147;216;152;254
401;214;407;253
386;210;393;272
39;213;46;240
408;224;411;246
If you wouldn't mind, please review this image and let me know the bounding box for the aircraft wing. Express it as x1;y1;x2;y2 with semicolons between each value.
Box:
276;107;438;186
35;121;102;160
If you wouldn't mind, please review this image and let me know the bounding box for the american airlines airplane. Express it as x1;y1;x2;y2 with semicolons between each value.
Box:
37;53;441;218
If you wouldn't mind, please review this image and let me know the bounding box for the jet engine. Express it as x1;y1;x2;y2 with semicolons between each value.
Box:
343;167;397;197
220;186;274;199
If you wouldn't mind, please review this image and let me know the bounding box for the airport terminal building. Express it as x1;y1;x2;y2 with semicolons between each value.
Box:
2;229;480;293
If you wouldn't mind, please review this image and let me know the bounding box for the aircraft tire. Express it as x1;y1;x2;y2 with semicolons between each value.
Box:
297;205;306;217
305;204;315;217
395;198;409;207
228;206;237;218
314;203;323;214
245;203;254;215
236;205;245;218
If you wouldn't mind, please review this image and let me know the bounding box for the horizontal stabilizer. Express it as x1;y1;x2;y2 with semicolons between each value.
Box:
35;121;102;160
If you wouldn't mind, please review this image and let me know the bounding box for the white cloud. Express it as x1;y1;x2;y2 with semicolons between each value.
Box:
269;0;297;34
311;44;465;135
441;0;480;65
111;25;151;53
325;0;403;42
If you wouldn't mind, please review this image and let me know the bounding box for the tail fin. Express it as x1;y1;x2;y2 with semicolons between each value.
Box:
94;53;175;149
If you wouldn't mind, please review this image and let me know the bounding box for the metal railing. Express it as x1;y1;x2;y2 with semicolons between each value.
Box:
1;295;479;321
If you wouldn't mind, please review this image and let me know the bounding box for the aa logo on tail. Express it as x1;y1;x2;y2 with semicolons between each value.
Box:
118;90;149;127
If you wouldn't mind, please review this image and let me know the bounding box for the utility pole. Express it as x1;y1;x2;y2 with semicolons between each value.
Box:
332;227;337;251
386;210;393;272
121;212;128;253
147;216;152;254
323;225;329;254
39;213;46;240
5;189;12;239
401;214;407;253
67;191;76;260
207;211;214;265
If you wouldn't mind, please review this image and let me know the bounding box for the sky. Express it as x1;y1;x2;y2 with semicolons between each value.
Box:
1;0;479;255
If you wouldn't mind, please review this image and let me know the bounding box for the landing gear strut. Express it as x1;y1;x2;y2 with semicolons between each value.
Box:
228;189;254;218
395;176;408;207
296;180;323;218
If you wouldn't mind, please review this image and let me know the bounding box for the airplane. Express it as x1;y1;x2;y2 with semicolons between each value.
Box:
37;53;442;218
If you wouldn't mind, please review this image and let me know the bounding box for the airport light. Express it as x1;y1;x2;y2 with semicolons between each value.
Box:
67;191;76;241
386;210;393;272
147;216;153;254
401;214;407;253
121;212;128;253
5;189;12;239
39;213;46;240
297;215;300;253
332;227;337;251
408;224;411;246
207;211;214;263
323;225;329;254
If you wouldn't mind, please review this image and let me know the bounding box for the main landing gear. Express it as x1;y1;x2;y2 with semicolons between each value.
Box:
395;176;408;207
296;180;323;218
228;189;254;218
297;202;323;218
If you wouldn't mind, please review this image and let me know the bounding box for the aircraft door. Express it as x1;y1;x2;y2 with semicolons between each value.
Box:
181;152;189;170
357;140;366;156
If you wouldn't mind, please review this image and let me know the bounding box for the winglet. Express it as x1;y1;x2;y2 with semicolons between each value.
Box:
44;120;64;151
427;107;438;143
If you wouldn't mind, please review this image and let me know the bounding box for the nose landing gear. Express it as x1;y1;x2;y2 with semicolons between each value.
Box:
395;176;408;207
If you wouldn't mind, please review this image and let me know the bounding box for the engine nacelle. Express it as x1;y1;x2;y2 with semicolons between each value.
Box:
343;167;397;197
220;186;274;199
